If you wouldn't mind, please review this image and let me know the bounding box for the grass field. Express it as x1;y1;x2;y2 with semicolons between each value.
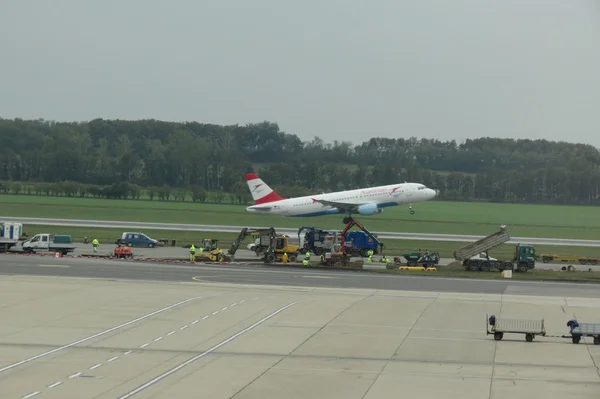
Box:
2;194;600;240
20;225;600;260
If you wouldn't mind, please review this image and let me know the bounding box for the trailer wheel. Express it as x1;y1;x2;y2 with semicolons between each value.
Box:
594;336;600;345
494;332;503;341
572;335;581;344
591;260;598;265
525;333;534;342
288;255;297;262
542;257;551;263
579;259;587;265
265;253;276;263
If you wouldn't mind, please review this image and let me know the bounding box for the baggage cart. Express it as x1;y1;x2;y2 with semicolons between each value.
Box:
487;314;546;342
567;320;600;345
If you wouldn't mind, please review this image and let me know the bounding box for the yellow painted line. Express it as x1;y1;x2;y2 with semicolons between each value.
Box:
39;264;71;268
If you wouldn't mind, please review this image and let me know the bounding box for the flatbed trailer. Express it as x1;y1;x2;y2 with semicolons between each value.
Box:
567;320;600;344
0;238;19;253
541;255;599;265
487;314;546;342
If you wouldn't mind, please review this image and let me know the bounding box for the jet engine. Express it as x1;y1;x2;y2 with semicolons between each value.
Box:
357;203;383;216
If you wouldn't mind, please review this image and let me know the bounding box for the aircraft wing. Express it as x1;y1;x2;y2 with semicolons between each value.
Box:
312;199;361;213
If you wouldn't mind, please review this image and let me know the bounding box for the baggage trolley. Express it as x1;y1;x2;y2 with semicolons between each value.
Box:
487;314;546;342
567;320;600;345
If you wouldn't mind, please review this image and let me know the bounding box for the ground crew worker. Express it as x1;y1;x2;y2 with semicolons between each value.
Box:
367;249;373;262
320;253;324;263
303;251;310;265
189;244;196;262
92;238;99;253
379;256;390;264
282;253;288;263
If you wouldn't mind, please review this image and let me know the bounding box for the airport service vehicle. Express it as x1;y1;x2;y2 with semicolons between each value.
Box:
487;314;546;342
298;227;381;256
228;227;300;263
395;251;440;267
115;232;159;248
319;219;382;268
193;239;231;262
540;254;599;265
244;173;438;222
453;225;536;272
567;320;600;345
22;234;76;255
0;222;23;252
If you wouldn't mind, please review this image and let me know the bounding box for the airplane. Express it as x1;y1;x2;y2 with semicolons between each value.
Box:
244;173;438;223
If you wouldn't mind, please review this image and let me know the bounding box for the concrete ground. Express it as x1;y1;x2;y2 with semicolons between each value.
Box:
1;275;599;399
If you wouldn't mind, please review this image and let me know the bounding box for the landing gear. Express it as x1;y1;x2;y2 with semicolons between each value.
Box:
409;204;415;215
342;215;354;224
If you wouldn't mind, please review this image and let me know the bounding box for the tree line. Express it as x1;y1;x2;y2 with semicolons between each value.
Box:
1;117;599;205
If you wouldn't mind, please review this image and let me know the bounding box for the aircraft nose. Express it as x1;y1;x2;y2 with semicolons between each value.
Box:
428;188;439;198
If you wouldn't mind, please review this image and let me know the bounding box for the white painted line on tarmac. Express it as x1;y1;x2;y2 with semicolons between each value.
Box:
22;392;40;399
154;337;163;342
191;320;199;325
38;264;70;268
167;331;176;336
139;343;149;348
47;381;62;388
0;296;203;373
221;306;228;311
116;301;298;399
212;311;219;315
68;372;82;379
302;275;332;279
124;351;133;355
202;315;209;320
180;325;188;330
89;364;102;370
107;356;119;362
240;300;246;303
231;303;237;307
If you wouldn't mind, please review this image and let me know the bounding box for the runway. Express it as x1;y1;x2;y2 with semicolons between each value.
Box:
2;254;600;298
3;216;600;247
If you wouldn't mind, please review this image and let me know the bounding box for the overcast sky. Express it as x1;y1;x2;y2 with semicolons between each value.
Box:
1;0;599;147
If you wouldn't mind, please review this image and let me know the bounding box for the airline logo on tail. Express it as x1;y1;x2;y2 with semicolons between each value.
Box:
245;173;285;205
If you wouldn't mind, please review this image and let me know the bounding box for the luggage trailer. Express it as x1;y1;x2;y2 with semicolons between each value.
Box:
487;314;600;345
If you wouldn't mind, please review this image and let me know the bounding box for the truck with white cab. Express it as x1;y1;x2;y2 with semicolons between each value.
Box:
22;234;76;255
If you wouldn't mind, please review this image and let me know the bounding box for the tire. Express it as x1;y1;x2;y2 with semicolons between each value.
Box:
572;335;581;344
468;261;479;271
410;210;415;215
579;259;587;265
148;243;154;248
517;262;528;273
591;260;598;265
360;248;370;257
494;332;503;341
594;336;600;345
479;261;491;272
525;333;534;342
127;242;133;247
288;255;297;262
265;253;276;263
502;262;514;271
542;257;551;263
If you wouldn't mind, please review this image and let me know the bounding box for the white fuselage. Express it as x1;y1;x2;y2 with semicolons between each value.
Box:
246;182;437;217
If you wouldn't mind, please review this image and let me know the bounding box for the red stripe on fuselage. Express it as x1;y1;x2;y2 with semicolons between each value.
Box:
255;191;284;204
